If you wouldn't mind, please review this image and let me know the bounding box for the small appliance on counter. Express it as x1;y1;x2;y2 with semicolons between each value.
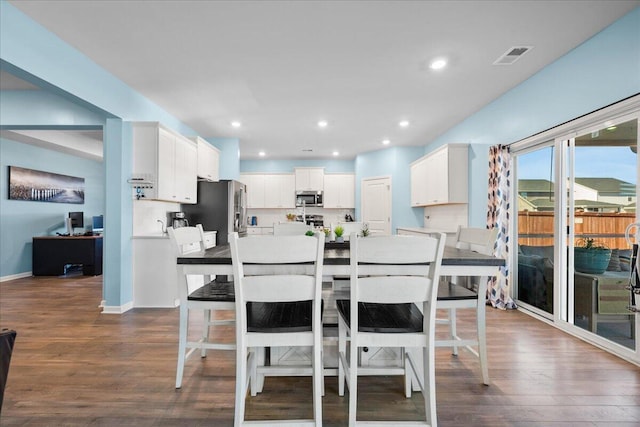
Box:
344;214;354;222
168;212;189;228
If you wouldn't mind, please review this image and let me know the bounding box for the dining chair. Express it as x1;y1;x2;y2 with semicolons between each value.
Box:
273;221;311;236
337;232;446;426
435;226;498;386
167;224;235;389
229;232;324;427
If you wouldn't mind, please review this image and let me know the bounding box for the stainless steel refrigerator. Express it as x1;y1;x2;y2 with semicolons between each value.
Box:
181;180;247;245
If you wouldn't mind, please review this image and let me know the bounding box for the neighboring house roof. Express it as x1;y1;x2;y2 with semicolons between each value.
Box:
527;198;621;210
574;177;635;196
518;179;554;193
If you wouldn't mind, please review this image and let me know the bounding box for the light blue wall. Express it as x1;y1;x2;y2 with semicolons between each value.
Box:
0;137;104;276
355;146;425;231
423;7;640;227
209;137;241;180
0;90;107;127
241;159;355;173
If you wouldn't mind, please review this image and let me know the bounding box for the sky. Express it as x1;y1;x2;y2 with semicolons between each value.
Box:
517;146;637;185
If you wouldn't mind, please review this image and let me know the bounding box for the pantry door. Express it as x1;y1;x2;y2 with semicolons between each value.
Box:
361;176;391;235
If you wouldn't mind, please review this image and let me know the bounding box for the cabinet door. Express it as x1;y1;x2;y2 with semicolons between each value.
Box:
308;168;324;191
324;174;355;208
264;174;295;208
410;158;429;206
181;139;198;203
197;139;220;181
157;128;176;201
424;149;448;204
241;174;265;208
295;168;324;191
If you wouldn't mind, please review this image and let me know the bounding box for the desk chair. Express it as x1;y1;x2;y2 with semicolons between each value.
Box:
230;232;324;427
337;233;446;426
436;226;497;386
168;225;235;389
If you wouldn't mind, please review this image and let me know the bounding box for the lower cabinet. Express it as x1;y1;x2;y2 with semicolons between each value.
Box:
132;231;216;308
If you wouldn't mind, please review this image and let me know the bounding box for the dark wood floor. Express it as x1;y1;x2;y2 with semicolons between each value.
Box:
1;275;639;426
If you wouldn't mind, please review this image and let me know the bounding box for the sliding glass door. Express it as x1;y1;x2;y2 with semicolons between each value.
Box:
568;118;637;350
515;143;556;318
514;104;639;361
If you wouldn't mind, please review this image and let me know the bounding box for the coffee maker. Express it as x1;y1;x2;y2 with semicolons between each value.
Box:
168;212;189;228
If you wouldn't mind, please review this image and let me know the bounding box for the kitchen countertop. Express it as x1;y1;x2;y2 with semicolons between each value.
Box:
133;230;217;239
396;227;458;234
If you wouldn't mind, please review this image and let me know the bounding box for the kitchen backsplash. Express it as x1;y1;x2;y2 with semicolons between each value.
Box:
133;200;181;235
247;207;355;229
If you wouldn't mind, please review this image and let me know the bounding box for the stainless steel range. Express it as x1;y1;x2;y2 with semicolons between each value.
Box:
296;214;324;227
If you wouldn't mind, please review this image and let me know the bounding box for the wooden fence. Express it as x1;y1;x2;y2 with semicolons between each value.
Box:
518;211;636;249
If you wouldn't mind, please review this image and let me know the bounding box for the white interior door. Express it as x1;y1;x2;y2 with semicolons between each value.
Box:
361;176;391;235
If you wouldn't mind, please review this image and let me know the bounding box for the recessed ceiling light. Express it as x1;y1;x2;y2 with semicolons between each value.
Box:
429;58;447;70
332;151;339;156
382;139;391;145
258;151;266;157
318;120;328;128
231;121;242;128
399;120;409;128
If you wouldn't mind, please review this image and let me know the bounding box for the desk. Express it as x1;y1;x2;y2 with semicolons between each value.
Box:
32;235;103;276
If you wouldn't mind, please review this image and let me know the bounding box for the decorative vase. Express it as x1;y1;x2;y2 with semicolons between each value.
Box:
336;236;344;243
574;247;612;274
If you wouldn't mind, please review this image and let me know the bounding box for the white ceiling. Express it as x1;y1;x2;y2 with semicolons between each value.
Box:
7;0;640;160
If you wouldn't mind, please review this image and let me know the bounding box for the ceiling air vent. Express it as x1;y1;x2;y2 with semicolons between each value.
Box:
302;148;313;152
493;46;533;65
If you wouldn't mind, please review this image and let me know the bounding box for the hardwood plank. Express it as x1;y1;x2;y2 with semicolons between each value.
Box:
1;275;639;426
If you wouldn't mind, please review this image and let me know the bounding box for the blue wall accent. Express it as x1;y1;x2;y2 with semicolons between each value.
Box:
0;137;104;277
424;6;640;227
208;137;240;180
241;159;355;174
0;90;106;127
103;119;133;307
355;146;425;231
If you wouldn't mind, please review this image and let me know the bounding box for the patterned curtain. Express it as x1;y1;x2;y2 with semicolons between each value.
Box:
487;145;517;309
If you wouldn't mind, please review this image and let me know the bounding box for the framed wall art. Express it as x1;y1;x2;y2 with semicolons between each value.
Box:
8;166;85;204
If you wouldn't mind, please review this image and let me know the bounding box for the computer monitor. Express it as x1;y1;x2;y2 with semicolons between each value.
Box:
68;212;84;232
92;215;104;234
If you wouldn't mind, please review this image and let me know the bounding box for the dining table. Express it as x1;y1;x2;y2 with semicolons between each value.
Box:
176;240;505;383
176;242;505;278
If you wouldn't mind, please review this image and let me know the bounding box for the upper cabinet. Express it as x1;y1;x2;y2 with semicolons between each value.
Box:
410;144;468;207
193;137;220;182
295;167;324;192
240;173;295;209
133;122;198;204
324;174;355;208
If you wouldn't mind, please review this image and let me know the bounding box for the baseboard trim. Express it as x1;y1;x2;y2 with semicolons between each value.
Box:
101;301;134;314
0;271;33;282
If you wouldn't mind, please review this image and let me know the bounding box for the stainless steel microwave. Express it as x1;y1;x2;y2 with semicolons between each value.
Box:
296;191;323;207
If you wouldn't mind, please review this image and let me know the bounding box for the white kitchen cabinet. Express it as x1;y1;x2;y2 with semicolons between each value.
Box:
323;173;355;208
264;174;295;208
132;122;198;204
240;174;266;209
410;144;468;206
295;167;324;192
194;136;220;182
240;173;294;209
